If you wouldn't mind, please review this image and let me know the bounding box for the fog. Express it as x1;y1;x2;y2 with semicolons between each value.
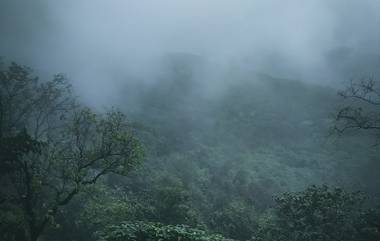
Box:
1;0;380;107
2;2;380;240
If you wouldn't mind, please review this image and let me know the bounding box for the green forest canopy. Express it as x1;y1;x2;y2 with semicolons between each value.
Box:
0;60;379;241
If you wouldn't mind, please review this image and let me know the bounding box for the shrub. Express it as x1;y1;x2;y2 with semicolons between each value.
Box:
98;221;236;241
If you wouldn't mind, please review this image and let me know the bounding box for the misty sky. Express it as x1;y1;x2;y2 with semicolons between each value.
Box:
1;0;380;106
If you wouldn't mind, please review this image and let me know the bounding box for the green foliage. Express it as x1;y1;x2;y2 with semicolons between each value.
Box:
98;222;236;241
78;184;155;229
0;129;42;241
0;200;27;241
0;62;143;241
2;58;380;241
152;185;196;225
253;185;380;241
361;205;380;241
0;129;42;173
209;200;258;240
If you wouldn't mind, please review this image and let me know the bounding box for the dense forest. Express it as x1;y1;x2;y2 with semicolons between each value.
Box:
1;1;380;241
1;56;380;241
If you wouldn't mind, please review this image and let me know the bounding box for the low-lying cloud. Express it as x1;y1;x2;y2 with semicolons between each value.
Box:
1;0;380;106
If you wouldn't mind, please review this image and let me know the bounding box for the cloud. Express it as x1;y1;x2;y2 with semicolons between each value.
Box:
1;0;380;106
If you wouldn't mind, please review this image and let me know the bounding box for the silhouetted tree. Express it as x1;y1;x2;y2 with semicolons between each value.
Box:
335;76;380;145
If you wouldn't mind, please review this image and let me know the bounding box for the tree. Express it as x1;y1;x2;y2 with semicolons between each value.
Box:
209;200;258;241
98;221;236;241
0;62;143;241
335;76;380;145
252;185;380;241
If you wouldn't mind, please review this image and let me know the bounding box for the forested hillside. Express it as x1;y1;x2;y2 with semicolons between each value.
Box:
19;55;376;241
1;1;380;240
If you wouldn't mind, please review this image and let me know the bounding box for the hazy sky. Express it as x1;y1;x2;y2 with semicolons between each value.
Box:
1;0;380;105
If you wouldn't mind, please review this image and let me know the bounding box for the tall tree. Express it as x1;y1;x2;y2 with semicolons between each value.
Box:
0;62;143;241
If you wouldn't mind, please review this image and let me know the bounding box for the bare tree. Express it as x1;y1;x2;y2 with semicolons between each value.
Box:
0;62;143;241
334;76;380;145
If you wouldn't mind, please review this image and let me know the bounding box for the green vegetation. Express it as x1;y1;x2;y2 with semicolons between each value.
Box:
253;185;380;241
98;222;235;241
0;62;143;241
1;60;379;241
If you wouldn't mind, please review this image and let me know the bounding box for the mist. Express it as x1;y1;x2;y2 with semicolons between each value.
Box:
1;0;380;107
1;2;380;241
